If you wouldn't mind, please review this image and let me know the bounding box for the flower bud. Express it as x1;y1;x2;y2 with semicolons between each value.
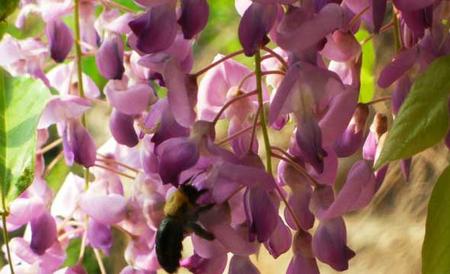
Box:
178;0;209;39
128;3;177;54
96;35;125;80
109;109;139;147
46;19;74;63
30;211;57;255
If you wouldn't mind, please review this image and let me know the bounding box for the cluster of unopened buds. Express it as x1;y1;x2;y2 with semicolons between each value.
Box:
0;0;449;273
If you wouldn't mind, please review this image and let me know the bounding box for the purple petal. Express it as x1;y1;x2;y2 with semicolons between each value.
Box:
200;205;259;255
38;96;91;129
287;231;319;274
157;137;199;186
295;115;327;174
178;0;209;39
163;58;197;128
238;2;278;56
128;3;177;54
30;211;57;255
181;253;227;274
7;198;45;227
229;256;260;274
191;235;227;259
312;218;355;271
377;47;418;88
105;79;155;115
96;35;125;80
46;19;73;63
372;0;387;33
277;4;345;53
109;109;139;147
63;120;97;168
321;31;361;62
318;160;377;219
149;99;190;146
319;86;359;147
244;186;278;242
393;0;436;11
79;193;128;225
334;123;365;157
264;217;292;258
392;75;411;115
334;104;369;157
284;180;314;230
87;219;112;254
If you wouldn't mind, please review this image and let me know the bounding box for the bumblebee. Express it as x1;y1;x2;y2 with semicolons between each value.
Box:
156;184;214;273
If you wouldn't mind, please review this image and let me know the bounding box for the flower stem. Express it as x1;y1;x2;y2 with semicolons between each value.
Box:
392;9;402;51
74;0;85;100
255;50;272;174
1;213;14;274
193;49;245;77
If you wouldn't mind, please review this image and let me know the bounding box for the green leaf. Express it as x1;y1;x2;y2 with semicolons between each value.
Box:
0;0;19;21
63;238;82;267
422;165;450;274
112;0;142;12
355;29;375;103
82;56;107;91
45;158;70;193
0;69;51;205
374;55;450;169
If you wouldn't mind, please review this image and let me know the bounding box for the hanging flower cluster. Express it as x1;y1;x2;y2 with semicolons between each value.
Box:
0;0;449;273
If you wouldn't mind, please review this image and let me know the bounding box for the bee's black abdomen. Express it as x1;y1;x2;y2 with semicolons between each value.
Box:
156;217;185;273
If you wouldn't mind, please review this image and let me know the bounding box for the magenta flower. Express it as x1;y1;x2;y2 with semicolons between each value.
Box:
87;219;113;254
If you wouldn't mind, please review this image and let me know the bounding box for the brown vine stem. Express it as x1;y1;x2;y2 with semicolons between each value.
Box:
270;149;321;187
192;49;245;77
36;138;63;154
216;123;259;146
365;96;391;105
93;248;107;274
262;46;288;70
94;164;136;180
236;70;285;92
44;151;64;177
348;5;370;29
248;106;261;153
255;50;303;231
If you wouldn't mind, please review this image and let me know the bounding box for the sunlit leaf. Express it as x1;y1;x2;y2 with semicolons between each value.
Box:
0;69;51;204
113;0;142;12
374;55;450;169
0;0;19;21
355;29;375;103
422;165;450;274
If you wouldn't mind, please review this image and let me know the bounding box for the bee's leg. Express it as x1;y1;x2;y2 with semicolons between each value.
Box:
187;222;215;241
